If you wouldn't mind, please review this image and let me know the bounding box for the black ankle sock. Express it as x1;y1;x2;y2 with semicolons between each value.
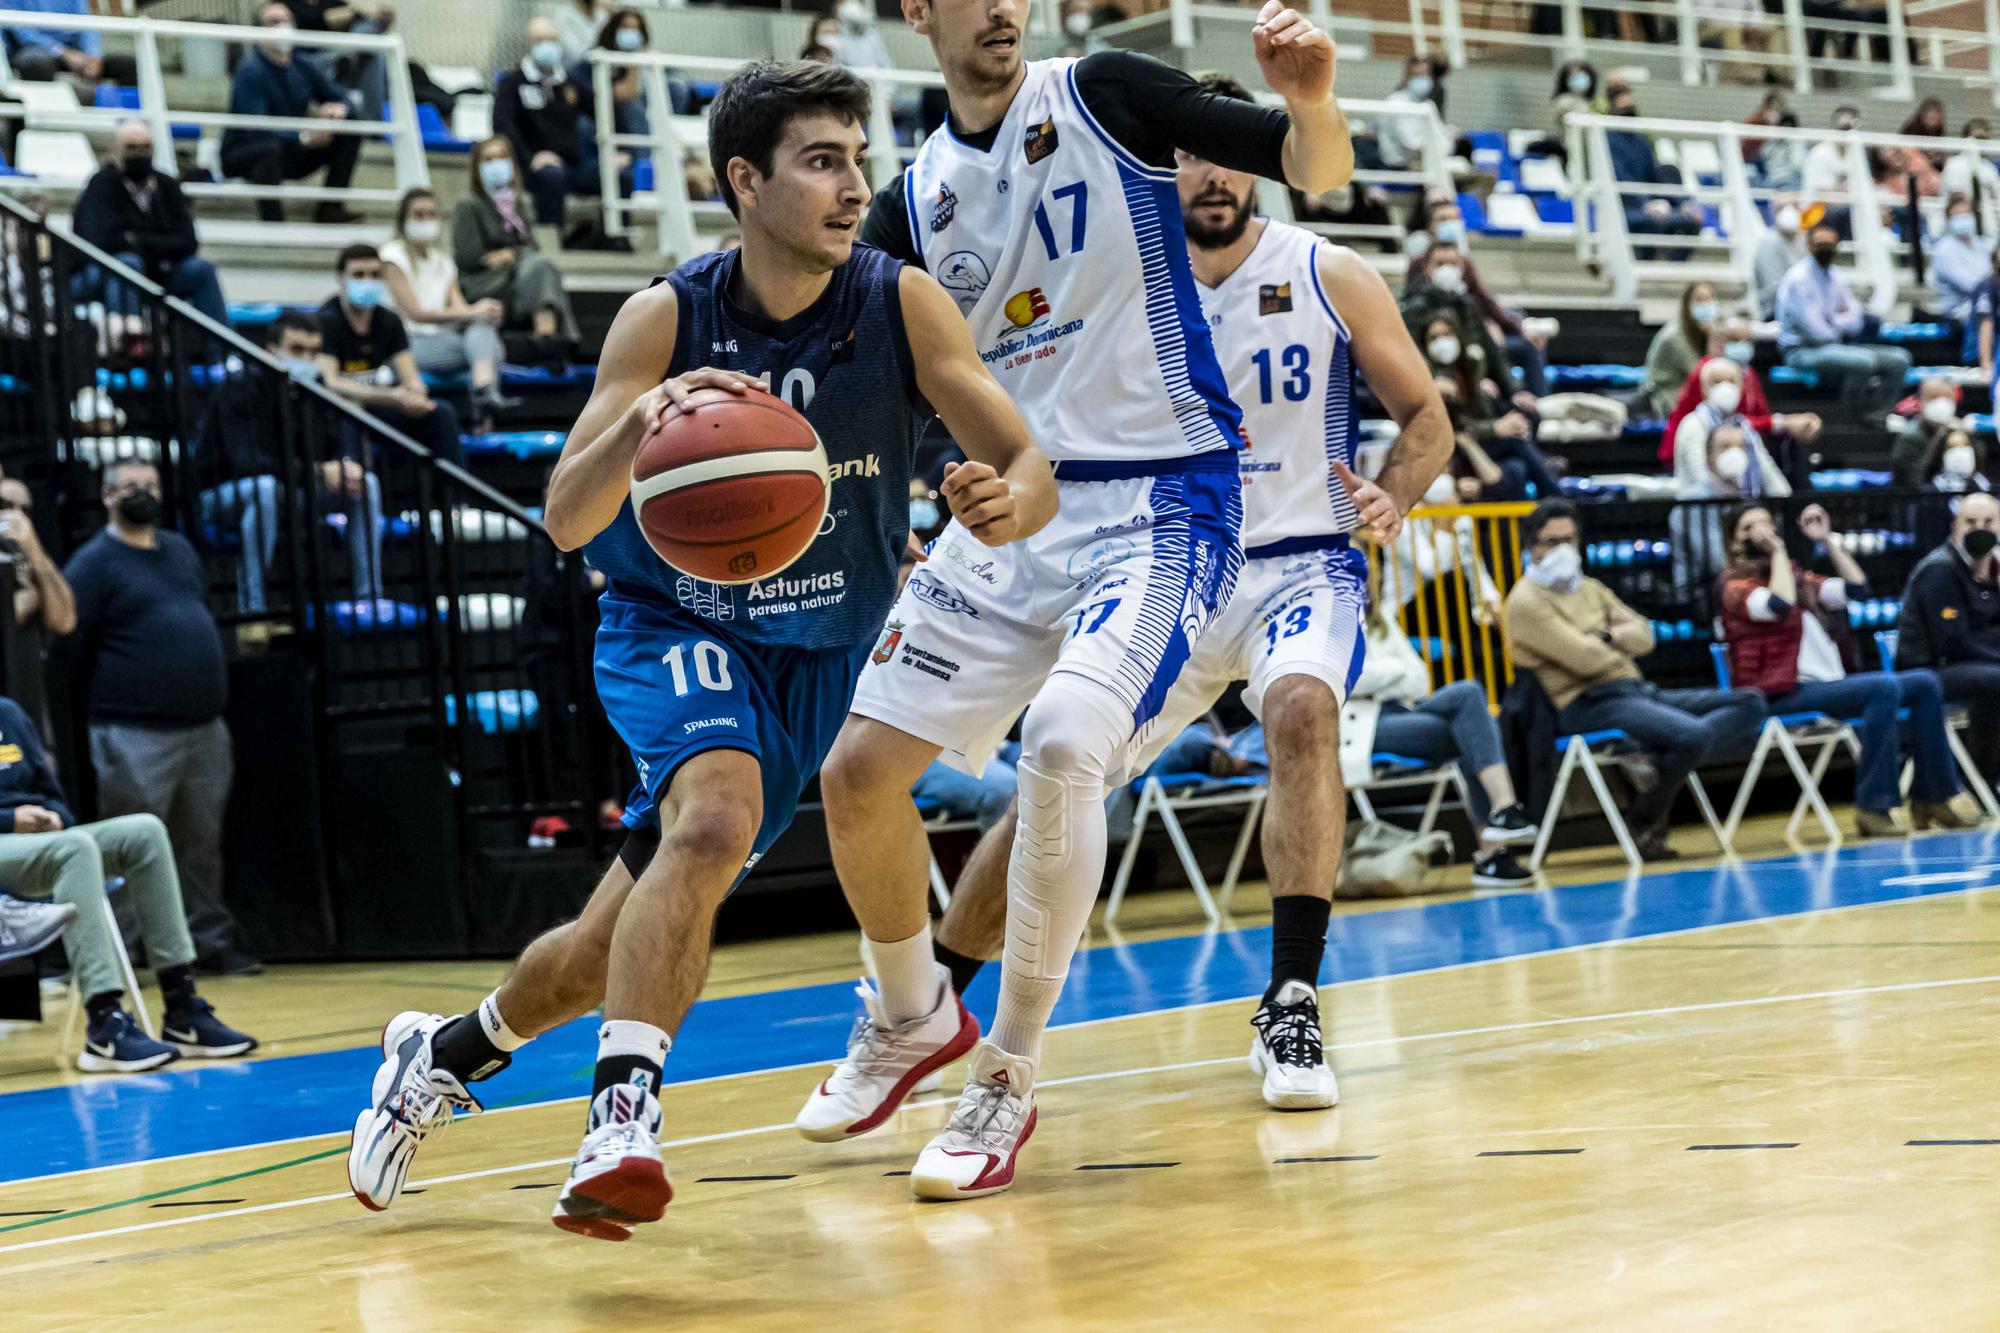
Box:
85;990;122;1024
933;941;986;996
592;1054;663;1101
1264;894;1331;1005
157;963;196;1013
431;1013;509;1083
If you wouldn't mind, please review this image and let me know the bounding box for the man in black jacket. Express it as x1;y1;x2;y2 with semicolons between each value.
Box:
72;121;229;329
1895;490;2000;775
493;15;592;231
218;1;362;224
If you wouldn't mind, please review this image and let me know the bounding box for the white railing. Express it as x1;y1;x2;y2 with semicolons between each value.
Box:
0;11;427;205
601;49;1455;260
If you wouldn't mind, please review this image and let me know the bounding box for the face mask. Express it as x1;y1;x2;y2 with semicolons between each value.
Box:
1434;219;1466;246
345;277;386;309
1810;245;1837;267
532;40;565;72
1407;75;1434;98
1528;542;1582;589
838;0;871;25
116;490;161;527
909;496;940;530
1949;212;1978;239
481;158;515;191
1964;528;1999;559
281;355;319;382
614;26;645;51
1064;10;1090;36
1724;340;1754;364
1775;205;1802;235
1430;265;1466;294
1713;446;1751;486
120;154;153;183
1423;473;1455;506
263;21;294;51
1705;381;1742;414
1924;395;1959;425
1945;443;1978;478
1428;335;1461;365
1567;71;1592;96
405;217;441;244
1690;300;1719;324
1403;230;1432;259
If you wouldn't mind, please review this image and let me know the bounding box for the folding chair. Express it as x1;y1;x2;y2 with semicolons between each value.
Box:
1708;644;1850;846
56;877;148;1051
1874;630;2000;822
911;797;976;911
1105;772;1268;924
1350;753;1471;839
1526;731;1730;872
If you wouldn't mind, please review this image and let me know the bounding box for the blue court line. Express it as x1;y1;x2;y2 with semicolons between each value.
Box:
8;831;1999;1184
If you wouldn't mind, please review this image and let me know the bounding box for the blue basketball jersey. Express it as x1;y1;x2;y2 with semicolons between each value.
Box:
584;244;926;652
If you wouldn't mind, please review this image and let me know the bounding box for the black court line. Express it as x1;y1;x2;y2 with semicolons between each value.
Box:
0;1210;63;1217
696;1175;795;1183
1478;1149;1585;1157
1907;1139;2000;1146
511;1183;560;1190
1274;1156;1378;1164
882;1170;911;1177
148;1199;245;1208
1687;1144;1798;1151
402;1189;426;1195
1075;1162;1179;1171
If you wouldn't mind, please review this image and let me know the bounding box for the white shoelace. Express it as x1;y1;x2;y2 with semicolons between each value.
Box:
944;1081;1027;1149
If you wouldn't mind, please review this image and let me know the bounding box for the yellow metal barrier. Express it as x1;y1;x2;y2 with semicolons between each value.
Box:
1364;501;1536;710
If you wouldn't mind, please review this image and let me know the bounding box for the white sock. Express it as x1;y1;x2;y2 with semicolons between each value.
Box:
597;1018;671;1066
986;679;1125;1064
477;991;529;1052
869;924;942;1024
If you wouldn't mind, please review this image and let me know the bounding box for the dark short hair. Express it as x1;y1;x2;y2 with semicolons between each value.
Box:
102;457;157;487
268;311;319;345
394;185;437;235
706;60;870;220
1522;499;1578;547
1721;500;1769;550
335;243;380;273
1808;221;1839;240
1195;71;1253;103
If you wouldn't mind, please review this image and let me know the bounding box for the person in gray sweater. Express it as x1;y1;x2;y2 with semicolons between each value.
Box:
1751;196;1807;320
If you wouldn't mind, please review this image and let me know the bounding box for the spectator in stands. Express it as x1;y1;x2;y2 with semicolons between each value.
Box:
1777;222;1912;416
59;459;258;976
1404;242;1522;396
1756;115;1809;194
1802;105;1861;239
824;0;894;72
1644;281;1721;418
1944;119;2000;238
3;0;137;88
281;0;394;120
316;244;464;465
1751;195;1806;319
1741;89;1786;165
554;0;612;66
220;2;362;225
195;311;384;613
571;7;655;222
71;121;230;332
0;478;72;639
1604;84;1703;258
453;138;579;345
1358;55;1436;173
1506;499;1765;859
1058;0;1107;55
1422;317;1556;500
1662;319;1821;467
1889;375;1964;481
1407;198;1548;396
1917;426;1990;493
1896;490;2000;776
382;187;520;428
0;691;257;1070
1897;98;1949;199
1672;360;1790;498
1530;59;1596;165
495;16;596;237
1930;193;1992;324
1719;501;1968;835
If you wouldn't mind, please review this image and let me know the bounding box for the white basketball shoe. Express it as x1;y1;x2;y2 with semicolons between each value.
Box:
909;1041;1039;1201
553;1083;671;1241
1248;981;1339;1110
347;1011;484;1211
794;965;979;1142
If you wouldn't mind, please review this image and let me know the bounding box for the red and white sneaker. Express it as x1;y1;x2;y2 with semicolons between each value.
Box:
552;1084;672;1242
909;1041;1038;1201
794;964;979;1143
347;1011;485;1212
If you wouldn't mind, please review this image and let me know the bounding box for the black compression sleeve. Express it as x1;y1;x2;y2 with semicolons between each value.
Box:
1072;49;1290;179
859;173;924;268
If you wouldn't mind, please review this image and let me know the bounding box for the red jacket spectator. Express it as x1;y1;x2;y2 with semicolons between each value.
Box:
1662;355;1775;462
1717;563;1861;695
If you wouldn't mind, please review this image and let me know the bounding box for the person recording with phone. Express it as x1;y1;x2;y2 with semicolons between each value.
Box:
0;479;75;637
1894;490;2000;780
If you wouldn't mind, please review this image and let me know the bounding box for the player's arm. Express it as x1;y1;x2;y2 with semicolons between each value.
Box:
543;281;766;551
1252;2;1352;194
899;268;1057;548
1324;246;1452;542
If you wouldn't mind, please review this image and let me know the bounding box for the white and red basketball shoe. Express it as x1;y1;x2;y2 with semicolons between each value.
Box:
908;1041;1038;1200
552;1084;671;1242
347;1011;484;1212
794;964;979;1142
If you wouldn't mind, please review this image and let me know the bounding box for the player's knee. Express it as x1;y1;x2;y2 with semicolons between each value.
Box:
660;795;759;883
820;725;918;812
1263;675;1341;762
1019;678;1130;787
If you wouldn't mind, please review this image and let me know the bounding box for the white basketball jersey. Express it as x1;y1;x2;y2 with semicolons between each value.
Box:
1197;220;1358;549
904;58;1244;465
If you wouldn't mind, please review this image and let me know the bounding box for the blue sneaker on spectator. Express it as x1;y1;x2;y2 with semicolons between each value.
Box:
163;997;258;1059
79;1009;180;1073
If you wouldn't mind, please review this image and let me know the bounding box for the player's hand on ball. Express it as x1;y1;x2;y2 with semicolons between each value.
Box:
1253;1;1334;103
632;368;769;433
1332;458;1402;544
942;460;1020;547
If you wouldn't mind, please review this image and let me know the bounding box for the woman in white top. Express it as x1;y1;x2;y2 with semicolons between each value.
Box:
381;187;519;427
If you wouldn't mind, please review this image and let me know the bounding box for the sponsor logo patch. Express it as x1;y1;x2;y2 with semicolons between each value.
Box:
938;250;992;314
1003;287;1052;330
930;181;958;232
907;570;980;617
1024;116;1060;165
1066;534;1137;582
872;620;904;664
1259;282;1293;315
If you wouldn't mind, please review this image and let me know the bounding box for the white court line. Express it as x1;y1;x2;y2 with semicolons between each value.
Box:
3;970;1996;1262
7;878;1996;1193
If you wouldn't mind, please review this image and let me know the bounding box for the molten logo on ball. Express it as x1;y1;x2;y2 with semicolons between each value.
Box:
728;552;759;577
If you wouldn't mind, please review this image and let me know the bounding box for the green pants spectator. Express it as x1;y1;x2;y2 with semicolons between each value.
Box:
0;813;193;1001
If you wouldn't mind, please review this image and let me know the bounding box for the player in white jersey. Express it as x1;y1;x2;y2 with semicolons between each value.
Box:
882;72;1499;1112
790;2;1355;1197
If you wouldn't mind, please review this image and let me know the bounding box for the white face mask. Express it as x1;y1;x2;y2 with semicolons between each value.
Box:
1924;395;1959;425
1430;264;1466;294
1705;381;1742;414
1945;443;1978;478
1775;205;1801;235
1064;10;1090;36
1428;335;1461;365
1528;542;1582;589
837;0;871;26
1713;446;1751;486
1423;473;1455;506
405;217;441;244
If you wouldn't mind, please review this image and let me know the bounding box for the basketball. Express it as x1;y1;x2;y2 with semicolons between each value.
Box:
629;387;830;584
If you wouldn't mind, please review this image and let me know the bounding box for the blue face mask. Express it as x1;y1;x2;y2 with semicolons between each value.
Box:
480;157;514;191
1434;219;1465;246
1407;75;1434;98
614;26;645;51
909;496;941;531
345;277;386;309
1691;300;1720;324
281;356;320;383
532;40;564;72
1567;71;1592;96
1950;212;1978;238
1724;340;1754;364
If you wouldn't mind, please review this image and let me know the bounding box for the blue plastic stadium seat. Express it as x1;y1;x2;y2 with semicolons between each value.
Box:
1547;364;1646;389
500;363;596;391
1531;194;1575;226
1808;468;1893;490
1968;413;1996;434
1907;365;1971;385
1148;770;1265;794
1559;477;1627;501
463;430;565;461
1621;418;1666;438
1370;752;1435;771
1878;322;1951;343
421;369;472;393
633;157;655;192
416;102;470;152
1767;366;1819;387
318;598;427;634
445;689;541;733
1563;729;1628;750
94;86;139;109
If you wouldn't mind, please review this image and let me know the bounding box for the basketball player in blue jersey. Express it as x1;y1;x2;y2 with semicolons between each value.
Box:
792;1;1358;1197
345;61;1055;1240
